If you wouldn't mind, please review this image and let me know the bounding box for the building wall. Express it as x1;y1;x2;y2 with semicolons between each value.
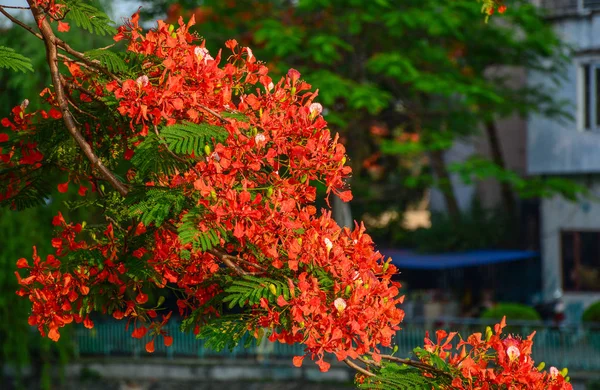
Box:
528;13;600;174
540;178;600;306
528;10;600;306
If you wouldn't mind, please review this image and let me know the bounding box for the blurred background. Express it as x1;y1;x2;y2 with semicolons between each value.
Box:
2;0;600;389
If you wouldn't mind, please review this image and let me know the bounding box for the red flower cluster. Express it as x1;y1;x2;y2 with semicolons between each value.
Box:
13;12;404;371
420;318;572;389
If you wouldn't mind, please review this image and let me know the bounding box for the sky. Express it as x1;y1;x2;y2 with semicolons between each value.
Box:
1;0;144;26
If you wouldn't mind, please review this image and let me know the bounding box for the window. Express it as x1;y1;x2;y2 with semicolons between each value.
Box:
561;231;600;291
579;63;600;131
584;0;600;10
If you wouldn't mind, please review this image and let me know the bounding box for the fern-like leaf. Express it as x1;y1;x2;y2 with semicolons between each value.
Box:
223;276;292;309
84;49;128;73
177;207;226;252
358;361;440;390
160;122;228;156
63;0;116;36
127;187;188;227
194;314;252;352
130;133;187;179
0;46;33;73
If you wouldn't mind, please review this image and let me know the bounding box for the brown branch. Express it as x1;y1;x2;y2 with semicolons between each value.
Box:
27;0;129;197
343;358;376;378
198;104;227;124
0;7;42;40
208;249;249;276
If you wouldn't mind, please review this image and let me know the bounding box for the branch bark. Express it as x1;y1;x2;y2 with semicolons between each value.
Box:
27;0;130;197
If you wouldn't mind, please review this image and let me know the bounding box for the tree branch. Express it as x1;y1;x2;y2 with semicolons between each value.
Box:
379;354;453;379
0;6;42;40
27;0;130;197
344;358;376;378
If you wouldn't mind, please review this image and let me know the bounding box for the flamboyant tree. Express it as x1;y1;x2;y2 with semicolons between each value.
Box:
0;0;572;388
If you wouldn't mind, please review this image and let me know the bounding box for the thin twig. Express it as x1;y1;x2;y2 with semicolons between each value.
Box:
0;4;30;9
27;0;130;197
379;354;453;379
198;104;227;124
344;358;376;378
64;91;99;121
60;75;106;104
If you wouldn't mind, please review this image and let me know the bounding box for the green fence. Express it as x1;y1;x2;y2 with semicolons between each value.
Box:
74;320;600;372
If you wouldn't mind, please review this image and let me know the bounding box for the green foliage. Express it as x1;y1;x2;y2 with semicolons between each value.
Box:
223;275;292;309
84;48;128;73
127;186;188;227
408;202;516;253
582;301;600;324
177;207;227;251
0;174;52;210
0;46;33;73
358;361;442;390
481;303;542;321
137;0;580;228
160;121;228;156
449;157;588;201
63;0;116;36
130;133;188;178
193;314;255;352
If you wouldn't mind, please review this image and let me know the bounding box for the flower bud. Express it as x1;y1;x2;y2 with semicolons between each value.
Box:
204;144;212;155
269;284;277;295
168;24;174;32
485;326;493;341
345;285;351;295
536;362;545;371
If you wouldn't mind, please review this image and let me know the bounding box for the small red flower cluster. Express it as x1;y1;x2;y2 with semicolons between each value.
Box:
0;102;60;204
420;318;572;389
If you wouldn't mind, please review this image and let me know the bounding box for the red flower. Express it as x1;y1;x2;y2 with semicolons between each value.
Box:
57;21;70;32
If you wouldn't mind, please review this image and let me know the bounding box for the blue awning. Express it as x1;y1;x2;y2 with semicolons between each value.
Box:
382;249;538;270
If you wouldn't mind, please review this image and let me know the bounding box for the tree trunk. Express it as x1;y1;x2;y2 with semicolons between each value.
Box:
333;194;353;228
429;149;460;218
484;120;517;217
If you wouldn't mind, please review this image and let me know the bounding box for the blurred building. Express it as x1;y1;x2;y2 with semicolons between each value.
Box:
529;0;600;313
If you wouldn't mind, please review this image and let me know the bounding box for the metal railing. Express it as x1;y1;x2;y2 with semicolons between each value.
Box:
74;319;600;372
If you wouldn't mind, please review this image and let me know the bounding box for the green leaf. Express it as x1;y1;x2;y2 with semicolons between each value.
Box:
0;46;33;73
127;187;188;227
160;121;228;156
63;0;116;36
84;48;128;73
